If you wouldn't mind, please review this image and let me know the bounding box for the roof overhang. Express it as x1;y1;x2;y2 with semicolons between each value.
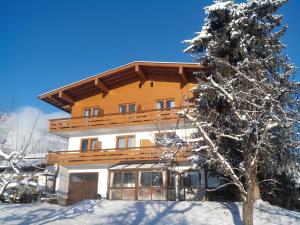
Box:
39;61;204;113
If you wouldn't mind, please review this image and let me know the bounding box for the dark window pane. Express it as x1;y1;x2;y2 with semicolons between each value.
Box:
183;172;201;188
190;172;201;188
112;173;122;188
166;100;175;109
168;172;176;188
167;189;176;201
119;104;127;113
207;172;220;188
123;172;135;187
128;104;136;112
70;174;83;182
85;173;98;181
140;172;152;187
152;172;162;187
156;100;164;109
81;139;89;152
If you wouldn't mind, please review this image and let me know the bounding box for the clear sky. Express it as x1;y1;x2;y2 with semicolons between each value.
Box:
1;0;299;114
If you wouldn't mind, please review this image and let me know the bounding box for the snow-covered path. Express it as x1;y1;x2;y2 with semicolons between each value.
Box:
0;200;299;225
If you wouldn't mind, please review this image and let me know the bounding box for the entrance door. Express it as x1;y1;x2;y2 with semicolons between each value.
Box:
68;173;98;204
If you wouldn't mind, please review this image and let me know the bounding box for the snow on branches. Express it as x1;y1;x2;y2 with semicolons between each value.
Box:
183;0;299;224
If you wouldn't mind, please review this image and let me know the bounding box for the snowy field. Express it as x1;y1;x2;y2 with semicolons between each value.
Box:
0;200;299;225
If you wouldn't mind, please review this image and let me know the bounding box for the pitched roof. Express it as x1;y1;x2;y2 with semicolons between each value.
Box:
39;61;203;113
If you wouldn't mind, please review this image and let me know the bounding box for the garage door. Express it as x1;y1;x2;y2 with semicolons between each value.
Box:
68;173;98;204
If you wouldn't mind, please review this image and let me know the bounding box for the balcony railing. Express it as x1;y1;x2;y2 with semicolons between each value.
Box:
49;107;187;132
47;146;191;165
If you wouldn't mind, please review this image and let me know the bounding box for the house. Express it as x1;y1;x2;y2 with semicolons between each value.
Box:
39;61;220;205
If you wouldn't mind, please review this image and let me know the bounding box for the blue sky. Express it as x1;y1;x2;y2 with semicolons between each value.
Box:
0;0;299;114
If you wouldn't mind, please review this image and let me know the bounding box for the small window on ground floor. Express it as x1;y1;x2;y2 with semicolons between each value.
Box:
207;171;220;188
110;171;136;200
183;171;201;188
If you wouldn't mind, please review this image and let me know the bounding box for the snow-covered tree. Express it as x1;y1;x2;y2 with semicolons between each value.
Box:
181;0;300;224
0;107;67;200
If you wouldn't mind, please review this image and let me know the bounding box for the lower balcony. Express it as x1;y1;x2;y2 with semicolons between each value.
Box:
47;146;191;165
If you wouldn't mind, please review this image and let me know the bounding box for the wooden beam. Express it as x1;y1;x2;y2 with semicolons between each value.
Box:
179;66;188;83
59;91;74;104
135;65;146;81
95;79;109;93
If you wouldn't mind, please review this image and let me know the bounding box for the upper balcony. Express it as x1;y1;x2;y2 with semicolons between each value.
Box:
49;107;188;133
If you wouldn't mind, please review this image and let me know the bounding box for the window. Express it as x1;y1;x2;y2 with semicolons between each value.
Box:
207;171;220;188
83;109;91;117
128;104;136;112
81;139;89;152
116;135;135;149
140;172;152;187
152;172;163;187
110;171;136;200
123;172;136;187
80;138;101;152
140;171;162;187
112;172;123;188
166;99;175;109
156;100;164;110
167;171;176;200
90;138;98;150
83;107;102;117
119;104;127;113
119;103;136;113
183;171;201;188
117;137;126;148
156;99;175;110
139;171;164;200
93;108;101;116
155;132;176;148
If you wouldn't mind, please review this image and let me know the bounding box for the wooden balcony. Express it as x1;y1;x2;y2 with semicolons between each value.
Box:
47;146;191;165
49;107;187;132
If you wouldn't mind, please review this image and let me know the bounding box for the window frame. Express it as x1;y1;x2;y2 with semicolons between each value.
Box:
83;108;91;117
83;107;102;117
118;103;137;114
80;138;100;152
80;138;89;152
116;135;136;149
155;98;175;110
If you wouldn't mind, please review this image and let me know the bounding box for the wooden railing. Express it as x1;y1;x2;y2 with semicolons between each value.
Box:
49;107;186;132
47;146;191;165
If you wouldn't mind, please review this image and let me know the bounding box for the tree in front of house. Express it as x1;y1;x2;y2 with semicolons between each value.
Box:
0;107;66;202
181;0;300;225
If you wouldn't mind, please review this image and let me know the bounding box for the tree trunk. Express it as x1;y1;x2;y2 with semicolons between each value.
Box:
243;191;254;225
253;180;261;200
243;166;257;225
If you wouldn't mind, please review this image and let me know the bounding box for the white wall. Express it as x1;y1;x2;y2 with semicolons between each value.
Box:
68;128;195;151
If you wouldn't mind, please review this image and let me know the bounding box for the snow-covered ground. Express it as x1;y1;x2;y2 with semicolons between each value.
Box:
0;200;299;225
